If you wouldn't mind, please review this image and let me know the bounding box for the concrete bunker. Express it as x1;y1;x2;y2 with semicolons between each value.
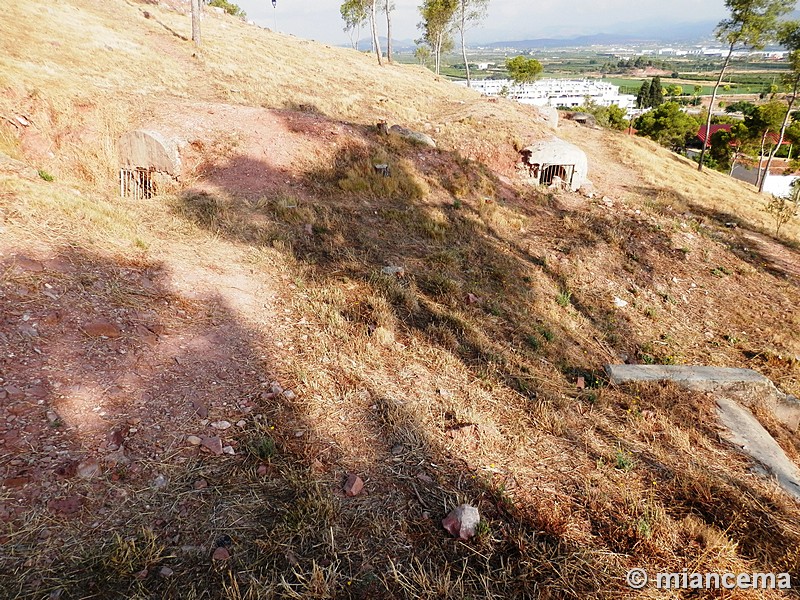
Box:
519;137;587;192
118;130;182;200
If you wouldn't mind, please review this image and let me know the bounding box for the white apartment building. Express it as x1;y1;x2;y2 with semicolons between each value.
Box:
460;78;636;110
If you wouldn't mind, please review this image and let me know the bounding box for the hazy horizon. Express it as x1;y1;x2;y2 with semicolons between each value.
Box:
233;0;729;46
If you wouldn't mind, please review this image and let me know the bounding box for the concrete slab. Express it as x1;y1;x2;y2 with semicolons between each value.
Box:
605;364;771;389
716;397;800;502
605;364;799;432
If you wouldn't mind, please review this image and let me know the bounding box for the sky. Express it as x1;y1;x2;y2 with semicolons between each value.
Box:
233;0;730;46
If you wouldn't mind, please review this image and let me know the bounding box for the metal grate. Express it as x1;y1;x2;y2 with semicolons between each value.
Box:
119;167;154;200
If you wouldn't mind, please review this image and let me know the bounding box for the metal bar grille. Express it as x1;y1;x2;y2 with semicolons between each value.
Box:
119;167;154;200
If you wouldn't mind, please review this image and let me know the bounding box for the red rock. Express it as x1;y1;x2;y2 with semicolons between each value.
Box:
48;496;83;515
576;376;585;390
256;464;268;476
3;476;30;488
200;436;223;455
193;479;208;490
12;256;45;273
83;319;122;338
212;547;230;561
107;429;125;450
343;473;364;497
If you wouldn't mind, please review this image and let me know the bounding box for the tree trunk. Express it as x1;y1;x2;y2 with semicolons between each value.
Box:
370;1;383;66
385;0;392;63
459;4;470;88
759;81;798;193
191;0;201;46
756;129;769;188
698;42;734;172
434;33;442;75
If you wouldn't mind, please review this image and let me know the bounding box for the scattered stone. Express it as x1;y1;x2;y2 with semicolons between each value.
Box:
304;223;313;235
222;446;235;455
282;389;296;401
269;382;284;395
576;376;586;390
159;566;173;578
212;546;230;561
46;410;60;424
613;297;628;308
134;569;148;580
416;473;433;484
200;436;223;455
466;293;481;305
236;420;246;427
193;479;208;490
210;420;231;430
257;464;268;477
388;124;436;148
76;458;101;479
442;504;480;540
343;473;364;497
47;496;83;516
83;319;122;338
186;435;202;445
153;474;169;489
381;265;405;277
191;401;209;418
390;443;404;456
107;429;125;450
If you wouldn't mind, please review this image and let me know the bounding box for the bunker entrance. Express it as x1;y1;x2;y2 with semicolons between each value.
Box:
117;129;181;200
540;164;574;186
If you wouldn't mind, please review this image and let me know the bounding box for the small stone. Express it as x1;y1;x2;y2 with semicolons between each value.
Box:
576;376;585;390
46;410;60;424
212;547;230;561
187;435;202;445
159;566;174;578
200;436;223;455
304;223;313;235
193;479;208;490
269;382;284;395
613;297;628;308
134;569;148;580
381;265;405;277
76;458;101;479
222;446;235;455
153;474;169;489
282;390;296;401
257;464;268;476
236;420;246;427
107;429;125;450
191;401;209;418
344;473;364;497
83;319;122;338
211;420;231;430
442;504;480;540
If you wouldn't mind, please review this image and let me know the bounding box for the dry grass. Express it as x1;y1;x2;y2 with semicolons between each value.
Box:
1;0;799;598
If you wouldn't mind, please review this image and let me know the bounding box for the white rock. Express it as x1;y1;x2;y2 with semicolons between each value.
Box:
613;297;628;308
211;420;232;430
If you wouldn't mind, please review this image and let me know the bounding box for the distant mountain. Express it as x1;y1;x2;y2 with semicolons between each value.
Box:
352;37;417;52
479;22;720;50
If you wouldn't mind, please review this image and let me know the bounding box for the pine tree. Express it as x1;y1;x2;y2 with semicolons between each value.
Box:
636;80;651;109
650;76;664;107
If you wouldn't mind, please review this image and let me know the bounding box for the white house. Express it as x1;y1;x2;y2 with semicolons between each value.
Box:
461;78;636;111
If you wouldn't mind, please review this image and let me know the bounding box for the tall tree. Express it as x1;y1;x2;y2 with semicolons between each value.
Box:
369;0;383;65
505;55;543;85
745;101;786;186
649;76;664;107
384;0;394;63
454;0;488;88
698;0;793;172
417;0;457;76
341;0;369;50
636;80;651;109
759;21;800;192
191;0;201;46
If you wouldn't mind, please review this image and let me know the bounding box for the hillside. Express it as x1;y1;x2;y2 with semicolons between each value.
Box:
1;1;800;598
